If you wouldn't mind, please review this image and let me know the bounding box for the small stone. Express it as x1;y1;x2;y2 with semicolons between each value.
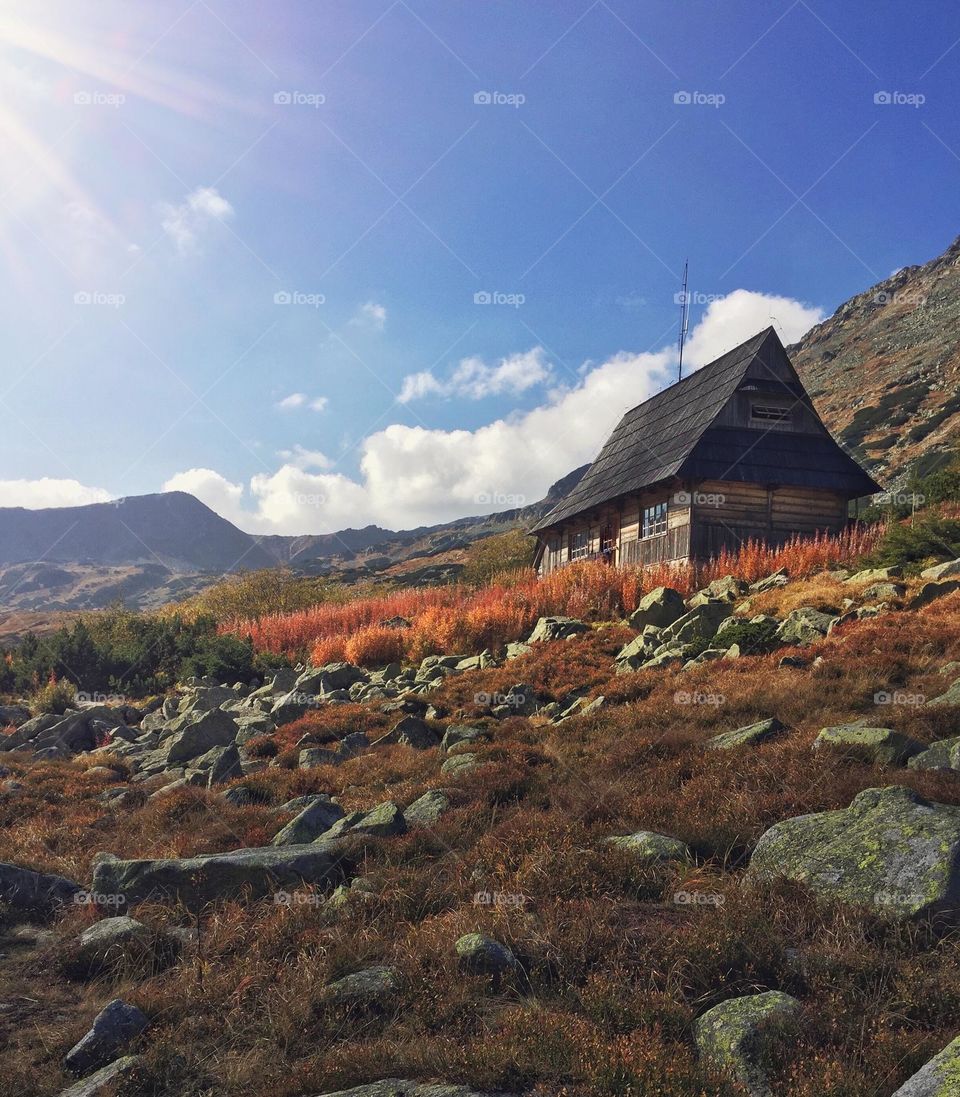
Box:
455;932;516;975
605;830;692;864
706;718;786;751
892;1033;960;1095
320;965;399;1008
404;789;451;827
272;796;345;846
812;725;924;765
64;998;149;1076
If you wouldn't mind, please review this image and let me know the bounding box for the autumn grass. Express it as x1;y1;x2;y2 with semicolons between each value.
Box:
3;588;960;1095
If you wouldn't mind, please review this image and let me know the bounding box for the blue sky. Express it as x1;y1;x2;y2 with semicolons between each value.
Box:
0;0;957;532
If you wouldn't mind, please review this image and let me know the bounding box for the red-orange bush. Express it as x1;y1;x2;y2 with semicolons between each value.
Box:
343;626;406;667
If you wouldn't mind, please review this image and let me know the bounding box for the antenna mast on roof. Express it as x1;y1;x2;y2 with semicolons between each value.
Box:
677;259;690;382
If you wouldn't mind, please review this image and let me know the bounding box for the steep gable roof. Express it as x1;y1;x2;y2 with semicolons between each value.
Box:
531;327;879;533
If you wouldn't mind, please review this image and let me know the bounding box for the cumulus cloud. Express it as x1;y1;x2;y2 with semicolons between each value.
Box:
160;186;234;253
352;301;387;330
399;348;553;404
0;478;112;509
165;289;824;535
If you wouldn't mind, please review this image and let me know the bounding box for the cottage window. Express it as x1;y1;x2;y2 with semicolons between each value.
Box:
569;529;590;560
641;501;668;538
750;403;791;424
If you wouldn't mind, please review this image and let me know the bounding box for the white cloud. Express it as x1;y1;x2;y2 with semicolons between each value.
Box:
683;289;824;367
399;348;553;404
352;301;387;330
275;393;328;412
160;186;234;253
275;446;332;470
0;478;111;509
165;290;824;534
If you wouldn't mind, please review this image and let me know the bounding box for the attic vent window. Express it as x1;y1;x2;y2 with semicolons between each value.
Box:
751;403;791;424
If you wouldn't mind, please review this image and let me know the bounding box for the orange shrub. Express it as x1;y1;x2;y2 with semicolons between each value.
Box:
343;626;406;668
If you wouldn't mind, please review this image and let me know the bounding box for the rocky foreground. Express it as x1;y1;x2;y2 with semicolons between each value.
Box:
2;561;960;1095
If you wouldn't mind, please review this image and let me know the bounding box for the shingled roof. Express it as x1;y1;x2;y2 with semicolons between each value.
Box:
531;327;879;533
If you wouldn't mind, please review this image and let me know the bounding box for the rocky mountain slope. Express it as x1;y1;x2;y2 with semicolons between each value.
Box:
790;234;960;485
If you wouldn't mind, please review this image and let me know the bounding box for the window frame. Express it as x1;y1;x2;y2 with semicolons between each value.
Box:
750;402;792;425
569;529;590;561
641;500;668;539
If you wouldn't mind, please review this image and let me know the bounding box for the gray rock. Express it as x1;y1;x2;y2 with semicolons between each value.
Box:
0;861;82;914
205;743;243;786
379;716;440;750
861;581;906;601
847;566;903;583
64;998;149;1076
661;600;731;644
455;932;517;975
91;842;346;907
272;796;345;846
891;1033;960;1095
404;789;451;827
299;746;339;768
922;559;960;581
56;1056;143;1097
693;990;800;1097
271;690;321;726
747;786;960;921
164;709;239;764
312;1083;510;1097
504;642;531;660
526;616;589;643
706;718;786;751
319;663;368;693
74;916;151;971
440;725;487;752
627;586;686;630
909;737;960;772
750;567;789;593
322;801;407;841
812;725;924;765
774;607;837;646
440;752;480;777
909;580;960;609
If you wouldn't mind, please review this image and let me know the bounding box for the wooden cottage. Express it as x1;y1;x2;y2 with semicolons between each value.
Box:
531;327;880;573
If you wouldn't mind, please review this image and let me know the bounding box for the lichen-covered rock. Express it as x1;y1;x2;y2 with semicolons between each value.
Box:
321;801;407;841
404;789;451;827
706;718;786;751
440;752;480;777
605;830;692;864
272;796;345;846
927;676;960;709
909;737;960;772
812;725;924;765
440;725;487;752
693;990;800;1097
627;586;686;630
320;966;399;1009
379;716;440;750
92;842;346;907
57;1056;144;1097
73;916;152;973
922;559;960;581
163;709;239;764
847;566;903;584
455;932;516;975
526;616;589;643
892;1033;960;1095
747;786;960;921
774;607;837;646
661;601;731;644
